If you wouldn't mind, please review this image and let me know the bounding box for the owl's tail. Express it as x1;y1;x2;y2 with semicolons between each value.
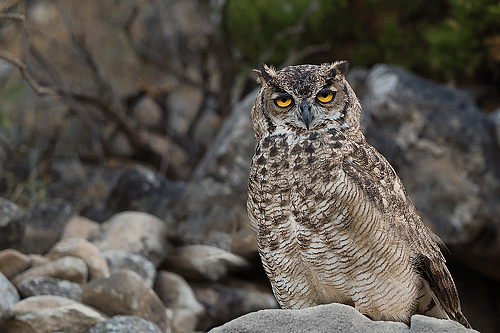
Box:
415;255;471;329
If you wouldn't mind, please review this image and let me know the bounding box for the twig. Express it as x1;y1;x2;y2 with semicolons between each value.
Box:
0;50;59;98
0;0;22;14
0;12;24;20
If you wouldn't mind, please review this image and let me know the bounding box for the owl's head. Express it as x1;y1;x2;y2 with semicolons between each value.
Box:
251;61;362;141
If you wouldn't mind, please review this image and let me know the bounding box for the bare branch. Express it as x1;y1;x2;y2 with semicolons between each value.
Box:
0;0;22;13
0;12;24;20
0;50;59;98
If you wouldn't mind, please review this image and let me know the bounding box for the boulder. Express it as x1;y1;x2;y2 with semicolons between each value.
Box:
12;256;88;285
162;244;250;281
16;276;83;301
208;303;478;333
0;271;20;311
176;90;258;245
91;211;170;266
102;250;156;287
0;249;32;279
0;295;106;333
61;215;101;240
81;270;168;332
47;238;109;280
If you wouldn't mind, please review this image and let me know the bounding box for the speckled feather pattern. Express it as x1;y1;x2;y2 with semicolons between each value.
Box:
247;62;470;328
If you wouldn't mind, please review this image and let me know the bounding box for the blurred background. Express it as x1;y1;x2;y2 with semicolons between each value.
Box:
1;0;500;332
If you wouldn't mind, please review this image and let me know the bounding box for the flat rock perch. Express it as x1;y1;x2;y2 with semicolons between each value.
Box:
208;303;479;333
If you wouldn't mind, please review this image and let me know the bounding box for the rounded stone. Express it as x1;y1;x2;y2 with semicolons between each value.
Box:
48;238;109;280
91;211;169;266
16;276;83;301
81;269;168;332
12;256;88;285
0;295;106;333
102;250;156;287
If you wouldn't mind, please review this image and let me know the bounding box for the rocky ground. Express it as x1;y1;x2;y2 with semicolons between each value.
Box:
1;64;499;332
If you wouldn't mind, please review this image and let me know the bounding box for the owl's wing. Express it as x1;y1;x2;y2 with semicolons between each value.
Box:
343;140;470;328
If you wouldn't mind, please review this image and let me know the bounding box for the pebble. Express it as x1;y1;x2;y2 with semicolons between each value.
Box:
0;271;20;311
61;215;101;240
91;211;170;266
12;256;88;285
154;270;204;316
0;248;31;279
162;244;251;281
47;238;109;280
16;276;83;301
84;315;163;333
81;269;168;332
0;295;106;333
102;250;156;287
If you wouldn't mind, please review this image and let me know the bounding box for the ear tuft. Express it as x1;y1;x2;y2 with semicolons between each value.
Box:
251;64;275;84
334;60;350;76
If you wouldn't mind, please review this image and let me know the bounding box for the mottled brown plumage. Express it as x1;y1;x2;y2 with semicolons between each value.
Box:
246;62;470;328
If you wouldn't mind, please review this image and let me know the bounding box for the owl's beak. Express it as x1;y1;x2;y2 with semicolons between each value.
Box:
300;100;312;129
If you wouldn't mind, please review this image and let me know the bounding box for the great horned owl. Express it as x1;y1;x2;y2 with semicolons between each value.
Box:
246;61;470;328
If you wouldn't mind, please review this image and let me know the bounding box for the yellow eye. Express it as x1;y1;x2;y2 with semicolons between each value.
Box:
316;91;334;103
275;97;292;108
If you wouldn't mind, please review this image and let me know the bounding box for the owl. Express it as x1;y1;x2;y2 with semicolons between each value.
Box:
246;61;470;328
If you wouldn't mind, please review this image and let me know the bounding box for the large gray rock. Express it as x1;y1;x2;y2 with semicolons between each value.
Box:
360;64;500;279
176;90;258;245
208;303;478;333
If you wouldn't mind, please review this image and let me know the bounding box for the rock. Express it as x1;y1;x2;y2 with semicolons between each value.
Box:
193;281;279;330
176;90;258;244
170;307;198;332
208;303;478;333
84;315;163;333
360;64;500;279
0;198;25;250
162;244;251;281
61;215;101;240
17;199;74;254
91;211;170;266
0;295;106;333
28;253;49;267
47;238;109;280
81;270;168;332
361;64;500;242
16;276;83;301
102;250;156;287
154;270;204;315
12;256;88;285
106;165;186;219
0;249;32;279
0;271;20;311
489;107;500;148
